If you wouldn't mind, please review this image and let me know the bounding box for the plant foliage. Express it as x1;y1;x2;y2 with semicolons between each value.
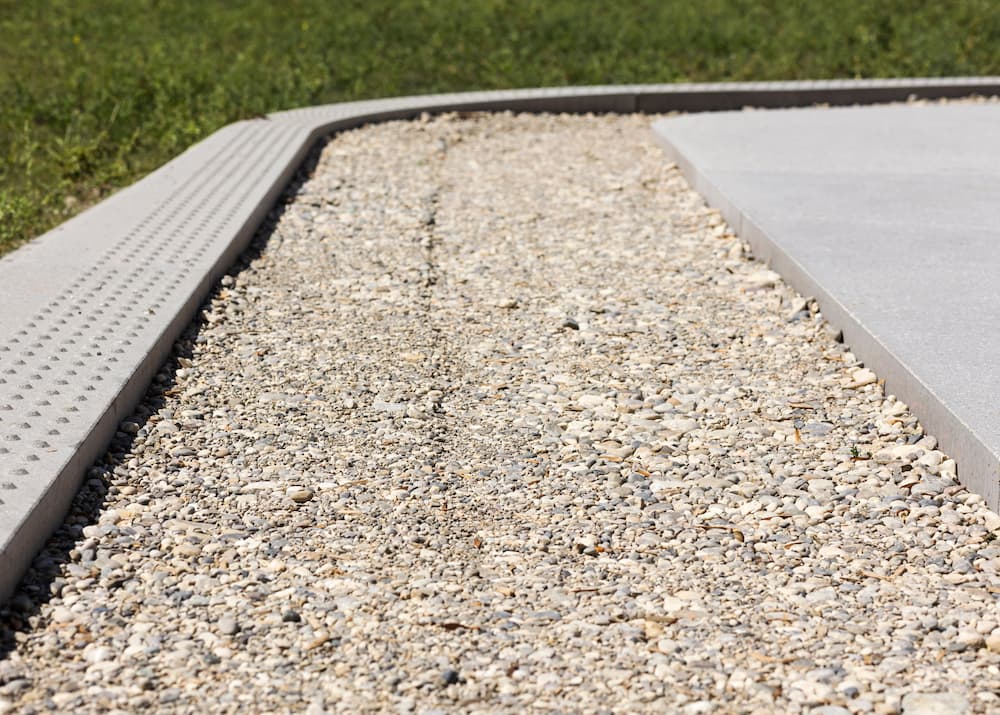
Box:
2;0;998;254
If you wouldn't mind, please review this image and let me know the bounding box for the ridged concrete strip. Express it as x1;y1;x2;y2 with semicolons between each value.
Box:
652;102;1000;511
2;78;1000;602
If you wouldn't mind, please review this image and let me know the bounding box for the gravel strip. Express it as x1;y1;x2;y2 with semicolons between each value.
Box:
1;112;998;714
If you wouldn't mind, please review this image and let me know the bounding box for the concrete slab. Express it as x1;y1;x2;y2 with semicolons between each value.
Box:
653;102;1000;510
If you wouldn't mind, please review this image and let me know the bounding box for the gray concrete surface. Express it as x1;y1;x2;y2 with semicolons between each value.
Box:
2;78;1000;603
653;101;1000;511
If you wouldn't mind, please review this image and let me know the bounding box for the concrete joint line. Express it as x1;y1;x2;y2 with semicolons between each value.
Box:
1;77;999;602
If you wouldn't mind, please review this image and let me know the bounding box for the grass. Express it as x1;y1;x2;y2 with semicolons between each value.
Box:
2;0;999;256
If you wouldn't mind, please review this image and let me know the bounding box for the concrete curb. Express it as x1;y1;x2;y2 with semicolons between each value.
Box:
2;77;999;602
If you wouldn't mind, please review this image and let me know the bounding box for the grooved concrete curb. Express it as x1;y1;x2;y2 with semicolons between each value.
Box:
1;78;999;603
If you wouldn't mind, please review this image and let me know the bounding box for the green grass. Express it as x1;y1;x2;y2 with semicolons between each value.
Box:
2;0;999;255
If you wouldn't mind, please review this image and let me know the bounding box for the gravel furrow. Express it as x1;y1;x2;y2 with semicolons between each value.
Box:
1;112;998;714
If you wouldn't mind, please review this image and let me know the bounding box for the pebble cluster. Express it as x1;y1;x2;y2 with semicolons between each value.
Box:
1;112;998;714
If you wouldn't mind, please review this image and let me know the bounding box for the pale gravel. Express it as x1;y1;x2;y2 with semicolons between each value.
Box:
0;111;998;715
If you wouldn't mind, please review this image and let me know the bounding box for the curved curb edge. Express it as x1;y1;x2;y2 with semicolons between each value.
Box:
1;77;999;602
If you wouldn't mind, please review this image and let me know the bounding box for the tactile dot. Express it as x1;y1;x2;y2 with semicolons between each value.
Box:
1;482;15;490
26;455;39;462
11;468;28;476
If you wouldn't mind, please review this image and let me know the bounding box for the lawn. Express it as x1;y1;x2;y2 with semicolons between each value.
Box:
2;0;998;256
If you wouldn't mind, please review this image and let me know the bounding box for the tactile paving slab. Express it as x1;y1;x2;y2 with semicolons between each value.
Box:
2;78;999;601
653;101;1000;512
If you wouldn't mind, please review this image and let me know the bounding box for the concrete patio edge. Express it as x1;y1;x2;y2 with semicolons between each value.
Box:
1;77;999;602
651;103;1000;513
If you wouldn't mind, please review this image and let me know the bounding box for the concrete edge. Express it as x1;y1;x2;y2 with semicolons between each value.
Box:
652;126;999;511
2;77;1000;603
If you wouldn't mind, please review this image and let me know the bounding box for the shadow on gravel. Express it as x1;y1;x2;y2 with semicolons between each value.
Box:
0;140;328;665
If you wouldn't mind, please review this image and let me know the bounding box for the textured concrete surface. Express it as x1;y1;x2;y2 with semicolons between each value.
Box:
653;101;1000;510
2;78;1000;604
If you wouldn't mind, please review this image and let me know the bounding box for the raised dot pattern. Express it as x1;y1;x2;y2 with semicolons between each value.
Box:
0;120;308;491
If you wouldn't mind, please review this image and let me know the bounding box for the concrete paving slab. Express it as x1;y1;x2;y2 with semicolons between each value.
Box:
653;102;1000;510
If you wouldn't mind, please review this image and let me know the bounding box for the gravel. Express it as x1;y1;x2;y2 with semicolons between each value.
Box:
1;111;998;714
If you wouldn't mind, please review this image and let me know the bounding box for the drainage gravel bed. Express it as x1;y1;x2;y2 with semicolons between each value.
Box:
1;112;998;714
